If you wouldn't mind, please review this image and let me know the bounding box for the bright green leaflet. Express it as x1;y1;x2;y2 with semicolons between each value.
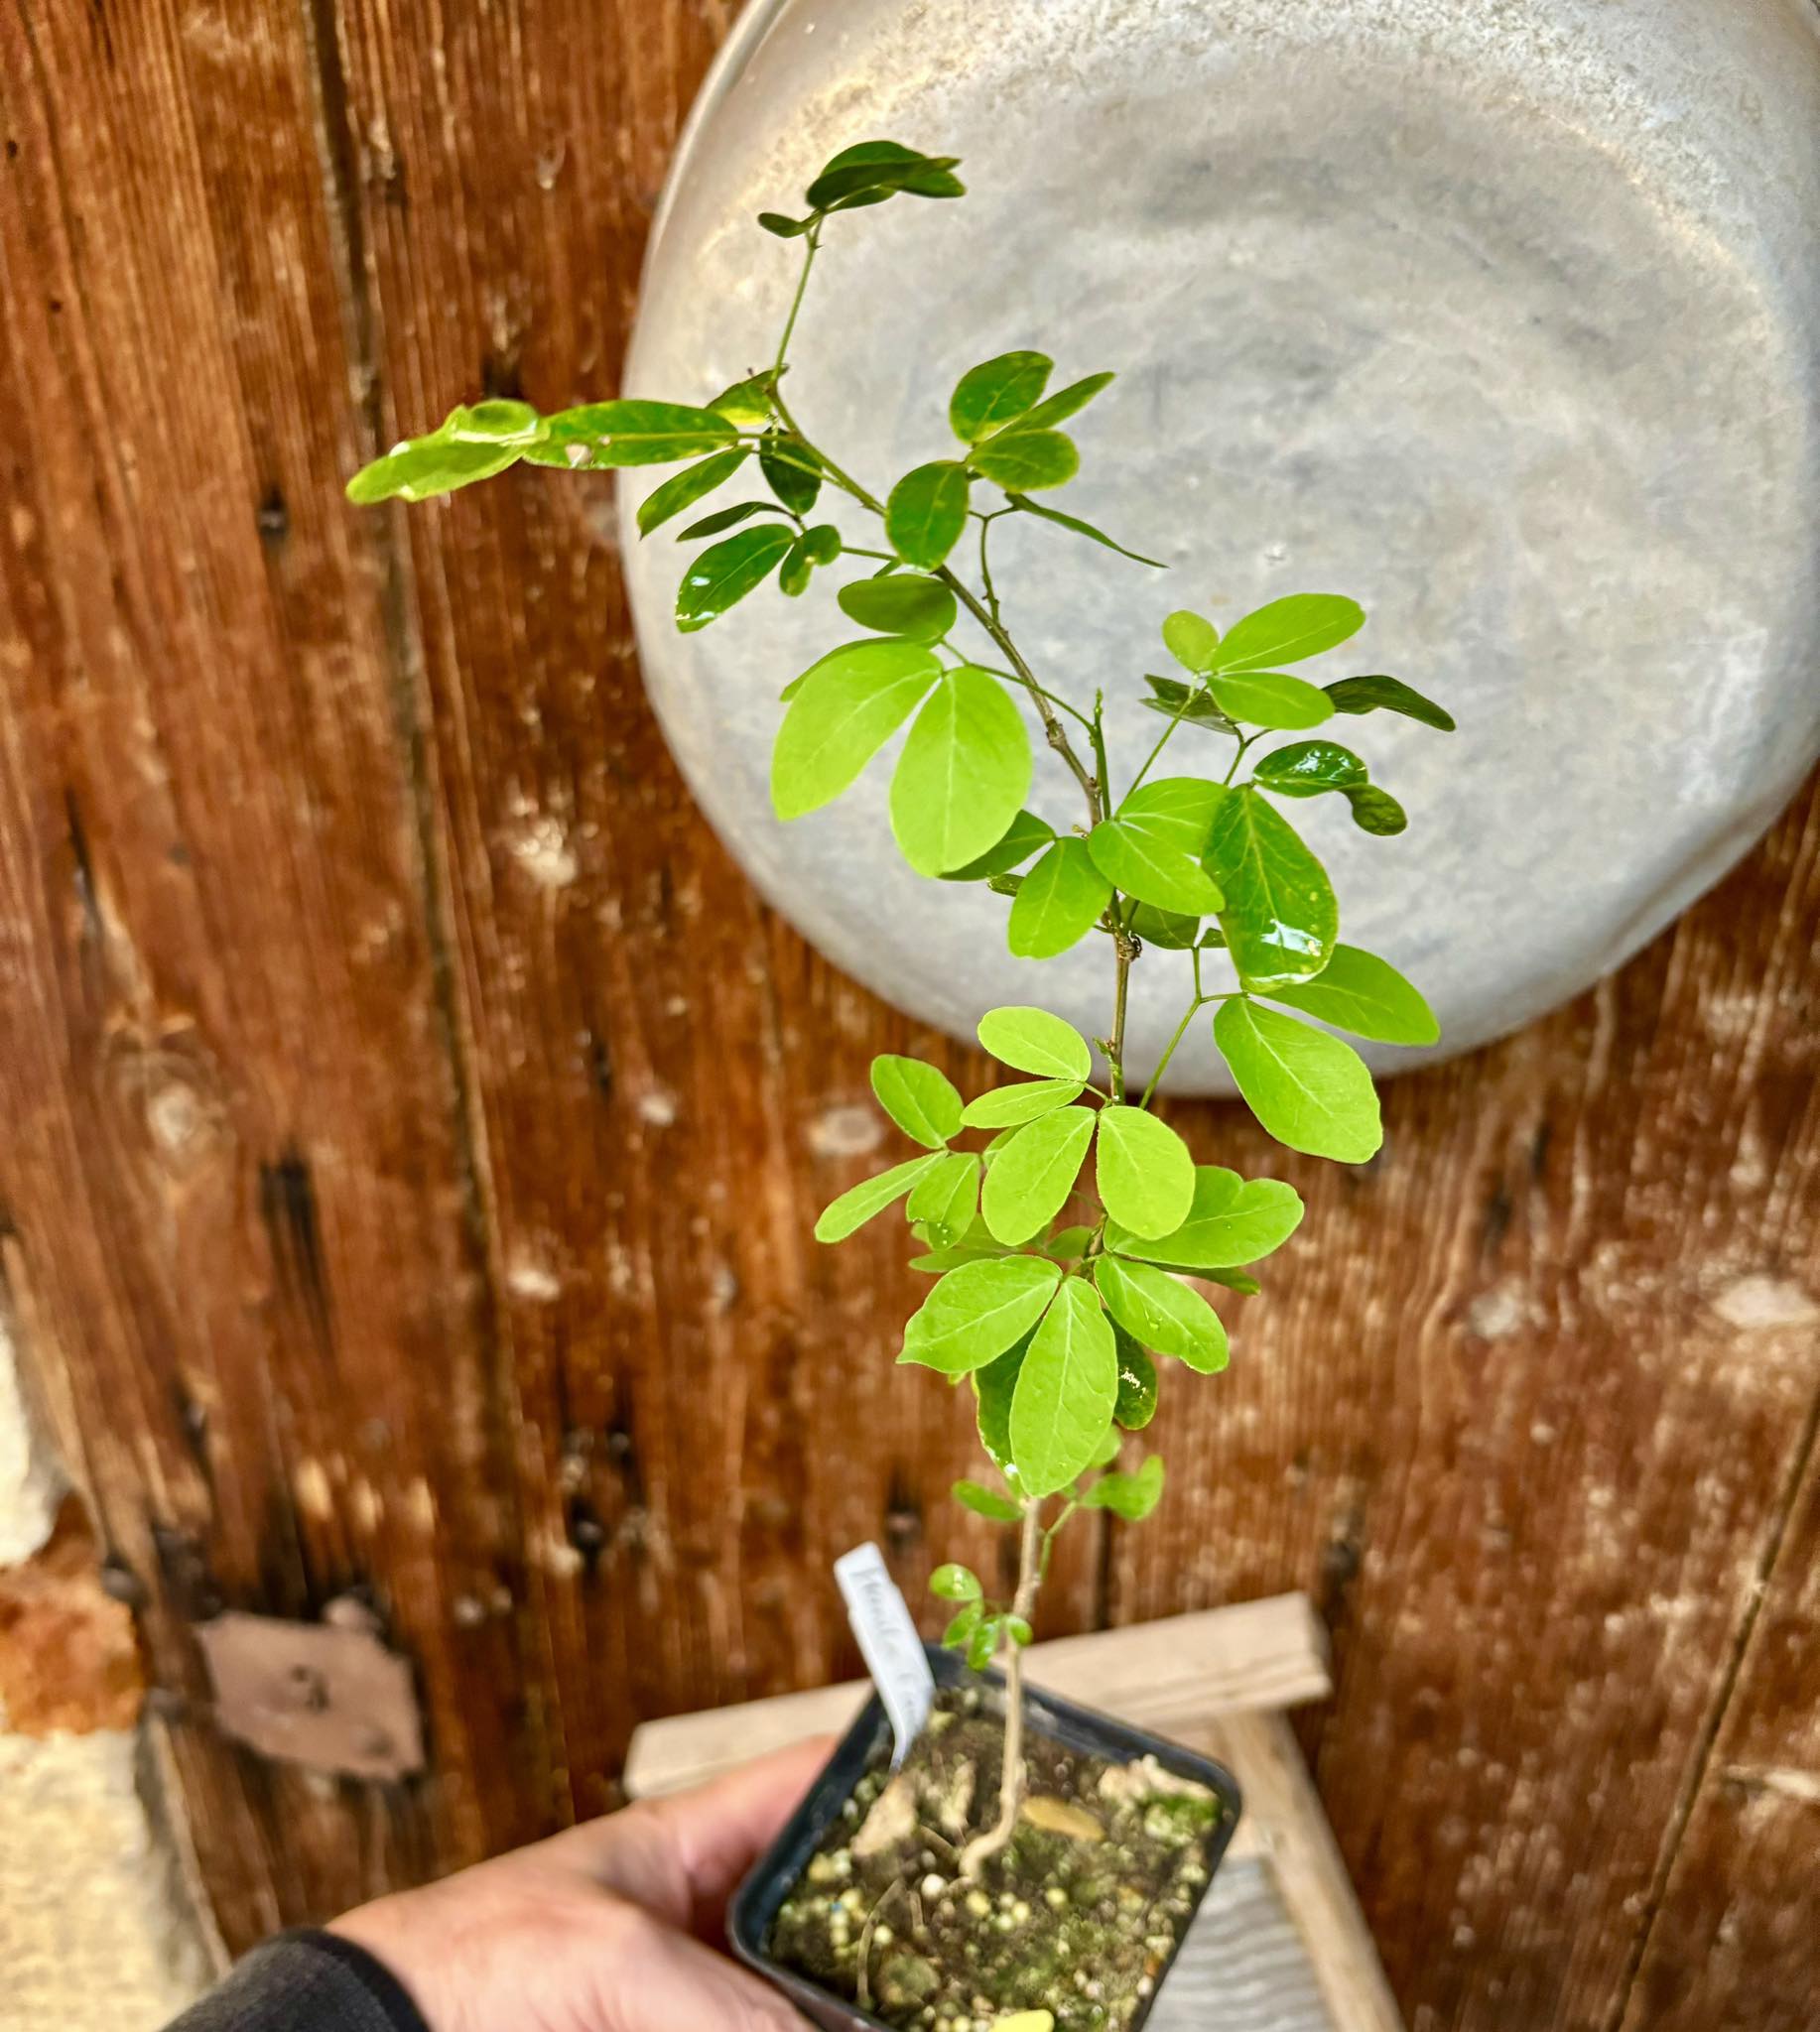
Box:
869;1054;963;1147
941;809;1054;883
1095;1106;1195;1240
980;1106;1097;1245
1007;838;1111;958
1207;669;1335;731
544;399;739;465
1106;1164;1303;1269
770;642;939;817
930;1562;980;1601
1204;785;1337;987
976;1006;1092;1080
345;436;524;504
1213;593;1365;671
677;525;797;632
1126;903;1201;950
1162;610;1220;674
815;1153;943;1242
1263;944;1439;1046
900;1256;1062;1374
636;449;748;537
837;573;958;643
1214;998;1382;1163
1089;776;1226;916
889;668;1033;877
970;430;1079;492
950;351;1052;442
1008;1278;1118;1496
1094;1255;1229;1372
961;1079;1084;1128
954;1479;1021;1522
885;460;971;569
1013;371;1114;433
1141;674;1238;735
906;1152;980;1244
1083;1455;1164;1519
708;372;775;425
1004;493;1165;568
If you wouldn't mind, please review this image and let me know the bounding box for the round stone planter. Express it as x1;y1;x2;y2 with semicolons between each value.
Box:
621;0;1820;1092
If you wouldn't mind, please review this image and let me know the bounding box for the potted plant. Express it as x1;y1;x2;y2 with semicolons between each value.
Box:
348;138;1454;2032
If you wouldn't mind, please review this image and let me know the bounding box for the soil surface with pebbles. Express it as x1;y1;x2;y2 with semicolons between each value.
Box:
768;1688;1224;2030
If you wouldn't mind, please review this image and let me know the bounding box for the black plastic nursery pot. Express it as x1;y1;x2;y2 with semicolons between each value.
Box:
729;1643;1242;2032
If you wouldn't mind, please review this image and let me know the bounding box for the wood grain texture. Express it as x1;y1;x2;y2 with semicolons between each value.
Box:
1;4;1816;2027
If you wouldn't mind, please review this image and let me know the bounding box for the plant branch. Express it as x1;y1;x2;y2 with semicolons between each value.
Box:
960;1499;1045;1878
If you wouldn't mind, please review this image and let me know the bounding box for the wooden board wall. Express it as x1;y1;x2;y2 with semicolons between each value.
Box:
1;5;1814;2026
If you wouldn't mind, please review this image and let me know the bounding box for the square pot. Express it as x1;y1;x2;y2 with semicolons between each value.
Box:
728;1643;1243;2032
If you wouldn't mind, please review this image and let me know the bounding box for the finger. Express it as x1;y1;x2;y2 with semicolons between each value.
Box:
551;1734;836;1933
583;1908;809;2032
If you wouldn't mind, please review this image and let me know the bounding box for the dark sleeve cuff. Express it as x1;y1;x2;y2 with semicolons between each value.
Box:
162;1930;431;2032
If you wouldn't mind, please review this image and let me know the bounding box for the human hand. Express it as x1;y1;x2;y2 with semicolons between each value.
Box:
327;1736;827;2032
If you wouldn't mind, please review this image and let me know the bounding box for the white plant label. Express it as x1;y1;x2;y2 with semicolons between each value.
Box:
835;1541;935;1767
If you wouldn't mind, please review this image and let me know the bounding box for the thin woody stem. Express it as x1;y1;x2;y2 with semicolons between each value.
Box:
959;1499;1045;1877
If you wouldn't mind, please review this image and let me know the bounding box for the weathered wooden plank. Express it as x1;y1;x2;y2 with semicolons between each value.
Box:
0;0;553;1943
1108;779;1820;2031
623;1593;1330;1798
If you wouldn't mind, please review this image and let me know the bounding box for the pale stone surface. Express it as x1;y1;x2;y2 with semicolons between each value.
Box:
622;0;1820;1092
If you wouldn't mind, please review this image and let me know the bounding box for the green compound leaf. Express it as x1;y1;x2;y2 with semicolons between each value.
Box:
707;372;777;426
949;350;1053;443
980;1106;1097;1245
1324;674;1456;732
1045;1225;1095;1263
1252;740;1369;797
1007;838;1112;958
1213;593;1365;672
1089;776;1227;916
1111;1327;1158;1430
1014;371;1114;433
1126;903;1202;950
1204;785;1337;987
758;430;821;515
930;1561;981;1601
1095;1105;1196;1240
677;524;797;632
1082;1454;1164;1519
1094;1256;1230;1372
837;572;958;644
757;211;812;238
346;434;525;504
890;668;1033;877
953;1478;1022;1523
1207;669;1336;731
967;1615;1001;1671
906;1152;980;1245
940;809;1055;883
942;1600;983;1647
806;140;965;209
1345;784;1408;835
869;1054;964;1148
543;399;740;466
778;535;814;597
971;430;1079;492
1009;1278;1119;1496
770;640;940;817
1162;610;1220;675
885;460;972;569
1106;1164;1304;1270
899;1255;1064;1374
1140;674;1239;737
976;1006;1093;1080
1214;998;1383;1164
1264;944;1439;1046
814;1153;944;1243
676;500;793;543
636;448;748;538
961;1079;1085;1129
1004;494;1164;568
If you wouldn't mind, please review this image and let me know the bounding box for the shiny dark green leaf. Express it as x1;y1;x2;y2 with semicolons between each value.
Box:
676;523;796;632
803;524;842;565
949;351;1052;443
885;460;971;569
1005;493;1164;567
1111;1327;1158;1430
1345;785;1408;835
759;430;820;514
806;141;964;208
971;430;1078;492
837;572;958;643
941;809;1054;883
1006;838;1111;958
778;535;813;596
974;1335;1030;1482
675;499;792;542
1204;786;1337;987
1324;674;1456;731
1252;740;1368;797
1140;675;1240;736
758;211;812;238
